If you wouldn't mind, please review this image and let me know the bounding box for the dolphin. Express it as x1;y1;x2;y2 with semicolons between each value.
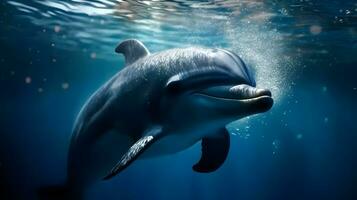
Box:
50;39;273;198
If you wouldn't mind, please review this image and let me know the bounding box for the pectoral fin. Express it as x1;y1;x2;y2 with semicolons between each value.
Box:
103;126;162;180
193;128;230;173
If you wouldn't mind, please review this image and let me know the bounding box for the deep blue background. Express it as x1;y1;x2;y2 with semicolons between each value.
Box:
0;0;356;199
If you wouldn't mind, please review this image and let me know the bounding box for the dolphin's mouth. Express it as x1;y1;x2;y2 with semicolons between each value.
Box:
198;84;271;100
196;84;273;109
195;84;273;112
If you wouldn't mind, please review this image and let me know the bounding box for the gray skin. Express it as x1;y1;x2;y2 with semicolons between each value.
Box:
67;39;273;196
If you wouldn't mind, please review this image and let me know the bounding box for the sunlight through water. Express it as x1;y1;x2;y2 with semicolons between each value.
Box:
8;0;339;137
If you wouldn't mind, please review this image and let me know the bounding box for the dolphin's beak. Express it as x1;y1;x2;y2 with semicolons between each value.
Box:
200;84;271;100
197;84;273;113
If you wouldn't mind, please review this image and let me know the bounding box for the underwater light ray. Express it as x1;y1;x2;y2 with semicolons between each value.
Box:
219;6;299;133
224;18;296;102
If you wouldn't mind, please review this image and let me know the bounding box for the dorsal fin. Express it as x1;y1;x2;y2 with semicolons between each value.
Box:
115;39;150;66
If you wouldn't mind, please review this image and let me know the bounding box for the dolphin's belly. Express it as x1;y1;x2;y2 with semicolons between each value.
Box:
141;131;202;158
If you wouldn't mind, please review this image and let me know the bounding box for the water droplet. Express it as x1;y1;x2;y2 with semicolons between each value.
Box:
310;25;322;35
296;134;303;140
272;139;280;150
90;52;97;59
279;8;288;16
324;117;329;123
54;25;61;33
62;82;69;90
25;76;31;84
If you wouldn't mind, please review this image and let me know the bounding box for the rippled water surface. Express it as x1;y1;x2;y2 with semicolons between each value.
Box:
0;1;356;200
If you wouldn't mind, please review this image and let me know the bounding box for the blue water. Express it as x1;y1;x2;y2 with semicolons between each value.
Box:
0;0;356;199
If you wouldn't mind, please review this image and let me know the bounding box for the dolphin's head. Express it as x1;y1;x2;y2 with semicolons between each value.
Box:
162;48;273;130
